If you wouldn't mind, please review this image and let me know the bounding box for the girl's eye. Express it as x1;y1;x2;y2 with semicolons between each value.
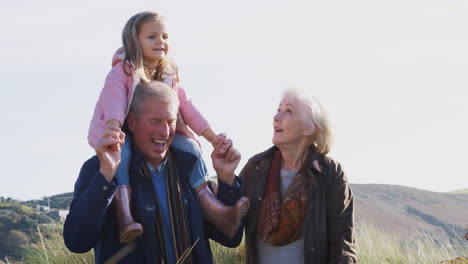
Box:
286;109;292;114
148;36;155;39
162;34;169;40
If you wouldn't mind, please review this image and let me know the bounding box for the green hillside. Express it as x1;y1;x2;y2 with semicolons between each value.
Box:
0;196;66;261
1;188;467;263
449;189;468;194
22;192;74;209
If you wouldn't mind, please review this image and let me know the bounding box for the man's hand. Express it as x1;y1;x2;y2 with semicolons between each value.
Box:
95;127;125;182
211;139;241;186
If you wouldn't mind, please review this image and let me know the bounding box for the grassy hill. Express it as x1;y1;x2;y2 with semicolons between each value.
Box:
0;199;62;261
1;185;467;263
351;184;468;240
450;189;468;194
22;192;73;210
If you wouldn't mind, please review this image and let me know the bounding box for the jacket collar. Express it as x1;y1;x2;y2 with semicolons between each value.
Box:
130;146;198;181
251;145;325;175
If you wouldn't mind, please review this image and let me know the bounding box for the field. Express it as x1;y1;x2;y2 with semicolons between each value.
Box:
2;222;466;264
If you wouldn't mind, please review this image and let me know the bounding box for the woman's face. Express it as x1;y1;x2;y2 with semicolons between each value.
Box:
272;97;310;147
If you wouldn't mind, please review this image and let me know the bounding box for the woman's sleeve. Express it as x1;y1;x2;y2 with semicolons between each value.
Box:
326;159;358;263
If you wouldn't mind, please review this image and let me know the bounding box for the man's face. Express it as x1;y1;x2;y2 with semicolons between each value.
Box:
128;97;177;167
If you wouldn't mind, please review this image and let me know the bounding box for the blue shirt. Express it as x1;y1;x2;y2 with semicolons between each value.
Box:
147;160;177;264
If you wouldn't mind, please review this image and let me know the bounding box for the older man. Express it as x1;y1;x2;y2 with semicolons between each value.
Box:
64;82;243;263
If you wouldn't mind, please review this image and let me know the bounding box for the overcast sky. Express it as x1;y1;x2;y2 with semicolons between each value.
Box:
1;0;467;200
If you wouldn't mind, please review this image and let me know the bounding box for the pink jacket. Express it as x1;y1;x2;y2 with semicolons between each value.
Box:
87;48;210;148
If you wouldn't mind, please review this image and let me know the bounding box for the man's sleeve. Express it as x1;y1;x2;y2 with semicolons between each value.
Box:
216;177;242;206
206;177;244;248
63;157;117;253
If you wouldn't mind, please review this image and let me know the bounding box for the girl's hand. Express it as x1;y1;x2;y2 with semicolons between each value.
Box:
213;132;229;154
105;119;121;131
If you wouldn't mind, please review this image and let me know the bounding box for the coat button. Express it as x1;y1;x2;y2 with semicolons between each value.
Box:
310;247;315;253
255;166;259;170
102;186;108;191
259;196;263;201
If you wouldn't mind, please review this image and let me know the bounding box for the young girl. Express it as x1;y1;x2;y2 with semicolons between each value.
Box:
88;11;249;243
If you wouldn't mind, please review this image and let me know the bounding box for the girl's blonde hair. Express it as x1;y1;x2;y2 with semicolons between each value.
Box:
122;11;178;83
282;88;334;154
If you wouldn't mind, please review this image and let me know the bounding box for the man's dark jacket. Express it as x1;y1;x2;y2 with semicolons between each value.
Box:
63;147;242;263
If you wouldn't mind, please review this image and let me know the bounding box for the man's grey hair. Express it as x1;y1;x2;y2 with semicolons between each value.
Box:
282;88;334;154
129;81;180;118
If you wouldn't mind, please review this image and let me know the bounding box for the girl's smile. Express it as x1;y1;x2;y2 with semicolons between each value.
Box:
138;20;170;66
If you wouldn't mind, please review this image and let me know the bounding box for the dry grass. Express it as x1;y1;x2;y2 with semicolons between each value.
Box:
212;222;468;264
4;222;467;263
356;222;467;264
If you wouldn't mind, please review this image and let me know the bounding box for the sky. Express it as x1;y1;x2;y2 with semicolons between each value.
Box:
1;0;467;200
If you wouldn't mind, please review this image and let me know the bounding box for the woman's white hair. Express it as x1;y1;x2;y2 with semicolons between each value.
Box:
282;88;334;154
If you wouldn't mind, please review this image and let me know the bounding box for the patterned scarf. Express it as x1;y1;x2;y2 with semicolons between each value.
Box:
256;150;310;246
159;151;192;264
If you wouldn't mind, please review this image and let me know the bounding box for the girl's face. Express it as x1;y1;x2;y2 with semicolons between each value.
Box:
138;20;170;64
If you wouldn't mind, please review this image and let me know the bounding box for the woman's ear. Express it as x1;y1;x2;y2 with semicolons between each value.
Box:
302;126;314;136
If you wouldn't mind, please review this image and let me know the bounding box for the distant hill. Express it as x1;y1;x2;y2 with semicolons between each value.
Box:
449;188;468;194
23;192;74;209
351;184;468;240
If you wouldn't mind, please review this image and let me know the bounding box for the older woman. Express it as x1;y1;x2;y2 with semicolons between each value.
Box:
239;88;357;264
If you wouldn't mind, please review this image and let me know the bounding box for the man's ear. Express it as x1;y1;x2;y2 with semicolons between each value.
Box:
127;112;136;133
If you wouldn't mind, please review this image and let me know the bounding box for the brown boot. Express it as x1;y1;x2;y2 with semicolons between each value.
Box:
195;182;250;237
113;185;144;243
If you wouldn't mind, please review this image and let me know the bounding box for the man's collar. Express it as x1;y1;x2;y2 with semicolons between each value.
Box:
130;147;168;173
146;158;168;173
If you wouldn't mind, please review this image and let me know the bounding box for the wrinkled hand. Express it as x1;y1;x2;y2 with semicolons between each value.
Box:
211;139;241;186
95;127;125;182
